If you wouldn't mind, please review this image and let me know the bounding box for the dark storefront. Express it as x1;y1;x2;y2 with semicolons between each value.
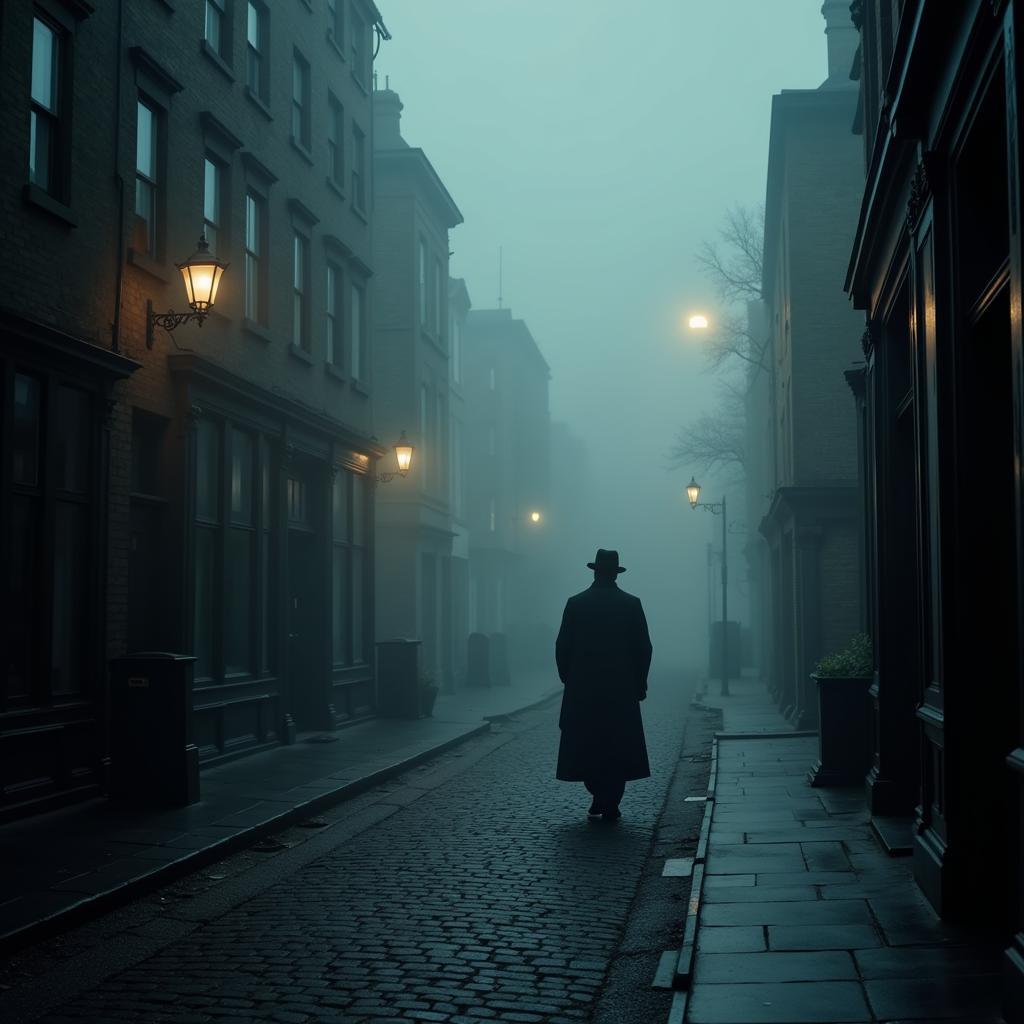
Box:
0;313;137;818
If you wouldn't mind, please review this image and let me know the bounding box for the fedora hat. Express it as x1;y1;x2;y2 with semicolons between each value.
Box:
587;549;627;574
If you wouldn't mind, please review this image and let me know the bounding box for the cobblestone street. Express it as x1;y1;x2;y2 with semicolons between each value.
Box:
10;674;694;1024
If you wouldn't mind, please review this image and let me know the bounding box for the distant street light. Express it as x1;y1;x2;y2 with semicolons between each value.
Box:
529;510;542;524
688;314;710;330
687;476;730;697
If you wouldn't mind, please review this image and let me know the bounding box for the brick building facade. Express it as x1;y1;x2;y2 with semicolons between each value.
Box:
0;0;389;816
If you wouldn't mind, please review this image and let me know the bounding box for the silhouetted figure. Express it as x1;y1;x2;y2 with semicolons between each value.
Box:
555;549;652;821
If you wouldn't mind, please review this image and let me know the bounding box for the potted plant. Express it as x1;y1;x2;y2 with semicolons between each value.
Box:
808;632;873;787
419;674;440;717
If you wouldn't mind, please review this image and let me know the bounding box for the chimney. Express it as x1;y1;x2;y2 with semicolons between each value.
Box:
820;0;858;88
373;87;407;149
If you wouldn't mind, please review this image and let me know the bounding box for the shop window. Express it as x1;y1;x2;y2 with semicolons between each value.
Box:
331;470;367;666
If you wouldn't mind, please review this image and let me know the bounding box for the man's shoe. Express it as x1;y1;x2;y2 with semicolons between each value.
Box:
602;807;622;822
587;800;603;820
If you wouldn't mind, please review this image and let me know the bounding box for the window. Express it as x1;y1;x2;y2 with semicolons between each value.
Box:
225;428;255;675
291;51;311;150
351;123;365;210
451;315;462;385
246;1;268;101
489;498;496;533
331;470;367;666
203;157;222;251
420;384;428;482
29;15;62;195
451;419;464;518
327;93;344;189
293;231;310;350
245;189;266;323
434;259;443;338
350;7;367;84
435;395;445;493
134;100;159;257
419;240;427;327
326;262;342;366
489;366;496;391
205;0;226;57
327;0;344;46
350;281;365;379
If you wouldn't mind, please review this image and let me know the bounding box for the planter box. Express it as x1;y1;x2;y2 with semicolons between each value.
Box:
808;673;873;787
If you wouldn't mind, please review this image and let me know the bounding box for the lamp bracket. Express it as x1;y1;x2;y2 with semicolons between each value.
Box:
694;502;725;515
374;470;409;485
146;300;208;349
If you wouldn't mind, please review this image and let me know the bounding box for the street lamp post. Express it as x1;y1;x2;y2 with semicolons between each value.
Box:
687;476;729;697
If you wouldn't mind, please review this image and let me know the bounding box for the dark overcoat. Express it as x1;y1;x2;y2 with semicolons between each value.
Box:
555;580;653;782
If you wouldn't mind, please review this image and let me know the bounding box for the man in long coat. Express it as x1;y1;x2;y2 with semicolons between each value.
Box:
555;548;653;821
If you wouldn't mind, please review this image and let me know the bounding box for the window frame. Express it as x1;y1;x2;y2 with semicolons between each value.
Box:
28;12;69;201
244;187;268;325
350;278;366;382
134;97;162;260
327;91;345;192
291;49;312;152
326;260;344;369
245;0;269;105
350;122;366;211
292;228;312;352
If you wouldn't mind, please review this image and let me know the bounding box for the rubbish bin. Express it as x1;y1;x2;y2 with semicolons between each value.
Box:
109;651;200;806
376;639;423;718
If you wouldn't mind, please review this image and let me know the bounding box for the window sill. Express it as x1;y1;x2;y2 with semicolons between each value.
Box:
288;342;314;365
351;377;370;396
326;176;346;201
243;318;273;343
351;203;369;225
290;136;315;166
128;247;170;283
22;184;77;227
245;86;272;121
326;29;347;62
200;40;235;82
325;362;346;383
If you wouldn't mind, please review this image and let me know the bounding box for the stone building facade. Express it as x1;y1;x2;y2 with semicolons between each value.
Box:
463;308;551;673
0;0;388;816
758;5;865;729
845;2;1024;1016
371;87;463;689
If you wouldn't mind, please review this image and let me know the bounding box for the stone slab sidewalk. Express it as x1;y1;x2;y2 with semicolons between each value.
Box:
675;678;1004;1024
0;674;561;956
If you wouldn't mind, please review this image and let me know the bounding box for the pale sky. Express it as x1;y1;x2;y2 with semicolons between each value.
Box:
376;1;833;667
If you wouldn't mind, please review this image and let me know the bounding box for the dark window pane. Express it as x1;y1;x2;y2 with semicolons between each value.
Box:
351;548;364;662
225;529;253;674
8;494;38;700
333;470;350;539
332;546;349;665
196;419;220;522
52;501;89;696
230;428;254;525
13;374;41;486
54;386;91;493
30;110;53;190
194;527;216;680
351;474;365;546
31;18;58;111
261;530;274;673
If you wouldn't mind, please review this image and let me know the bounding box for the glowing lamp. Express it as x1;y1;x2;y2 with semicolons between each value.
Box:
394;432;414;476
178;236;228;313
529;510;542;524
686;476;702;509
688;314;709;330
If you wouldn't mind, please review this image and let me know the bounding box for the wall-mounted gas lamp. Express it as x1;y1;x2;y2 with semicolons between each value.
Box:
376;432;414;483
147;236;229;348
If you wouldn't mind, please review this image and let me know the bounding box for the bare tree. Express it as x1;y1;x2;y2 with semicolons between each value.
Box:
672;204;766;477
670;379;746;475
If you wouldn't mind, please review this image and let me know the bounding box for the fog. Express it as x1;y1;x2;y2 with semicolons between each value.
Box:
377;1;827;673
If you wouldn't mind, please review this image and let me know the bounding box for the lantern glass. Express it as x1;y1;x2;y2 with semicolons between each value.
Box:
394;433;414;475
686;476;701;509
177;237;228;313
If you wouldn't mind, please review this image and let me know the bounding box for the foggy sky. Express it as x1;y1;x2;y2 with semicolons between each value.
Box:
377;1;830;670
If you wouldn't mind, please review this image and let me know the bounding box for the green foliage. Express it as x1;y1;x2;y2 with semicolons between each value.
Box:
814;632;873;678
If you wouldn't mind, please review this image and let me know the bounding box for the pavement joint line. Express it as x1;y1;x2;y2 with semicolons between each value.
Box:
0;718;494;958
714;729;820;740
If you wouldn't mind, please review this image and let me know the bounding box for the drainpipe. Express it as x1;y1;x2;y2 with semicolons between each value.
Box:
110;0;126;353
